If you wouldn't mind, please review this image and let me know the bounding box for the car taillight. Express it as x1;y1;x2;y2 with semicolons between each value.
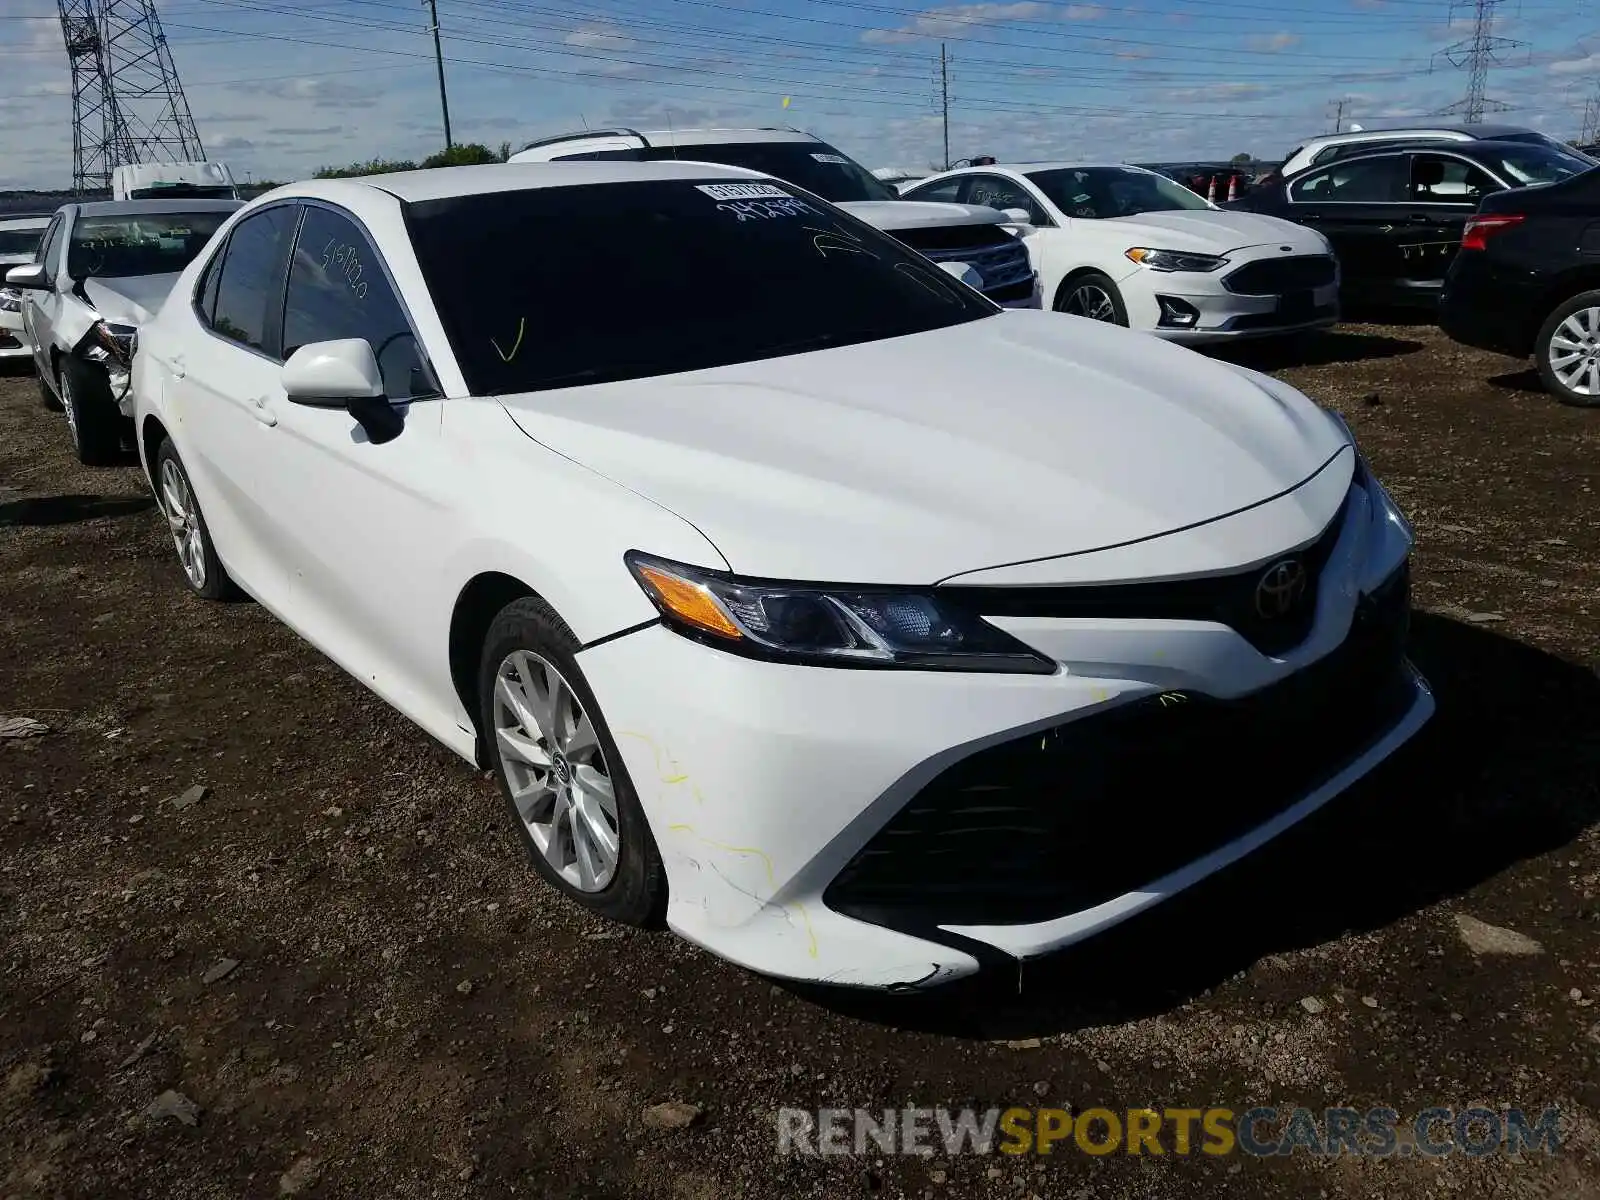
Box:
1461;213;1524;251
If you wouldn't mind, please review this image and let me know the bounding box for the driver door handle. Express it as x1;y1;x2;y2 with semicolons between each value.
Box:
249;394;277;427
168;352;186;379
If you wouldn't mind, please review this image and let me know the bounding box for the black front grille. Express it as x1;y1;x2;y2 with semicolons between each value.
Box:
941;495;1349;658
899;229;1036;297
824;563;1414;932
984;276;1037;303
1223;256;1337;296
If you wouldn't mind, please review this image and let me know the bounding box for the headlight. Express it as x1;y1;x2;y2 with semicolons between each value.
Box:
83;319;136;367
1124;247;1229;273
625;552;1056;674
0;287;20;313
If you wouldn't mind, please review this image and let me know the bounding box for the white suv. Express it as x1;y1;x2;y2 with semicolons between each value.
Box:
510;128;1041;309
1270;124;1580;184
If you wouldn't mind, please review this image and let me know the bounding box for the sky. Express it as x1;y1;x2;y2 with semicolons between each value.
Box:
1;0;1598;188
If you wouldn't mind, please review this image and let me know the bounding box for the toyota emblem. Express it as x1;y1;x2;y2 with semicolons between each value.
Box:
1254;559;1308;619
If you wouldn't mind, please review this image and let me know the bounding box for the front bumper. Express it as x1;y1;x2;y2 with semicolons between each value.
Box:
1130;281;1340;344
578;470;1427;989
995;272;1043;310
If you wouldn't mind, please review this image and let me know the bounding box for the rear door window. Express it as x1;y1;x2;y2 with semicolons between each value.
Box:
1408;154;1500;205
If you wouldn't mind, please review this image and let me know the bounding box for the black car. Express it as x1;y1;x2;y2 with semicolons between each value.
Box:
1226;139;1592;309
1439;166;1600;407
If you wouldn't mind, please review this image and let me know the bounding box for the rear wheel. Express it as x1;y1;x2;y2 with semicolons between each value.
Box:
60;358;122;465
1535;291;1600;408
154;437;237;601
1054;271;1129;326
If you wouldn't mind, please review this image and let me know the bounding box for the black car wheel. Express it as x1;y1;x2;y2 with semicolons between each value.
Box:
60;357;123;465
1054;272;1129;326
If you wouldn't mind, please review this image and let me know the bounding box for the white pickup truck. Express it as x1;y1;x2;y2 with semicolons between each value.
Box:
4;199;240;464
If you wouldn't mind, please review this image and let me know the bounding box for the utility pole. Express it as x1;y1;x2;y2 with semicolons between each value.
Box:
425;0;452;150
1433;0;1525;124
1329;98;1348;134
939;42;950;171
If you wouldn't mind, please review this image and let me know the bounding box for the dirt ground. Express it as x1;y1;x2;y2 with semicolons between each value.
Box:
1;322;1598;1200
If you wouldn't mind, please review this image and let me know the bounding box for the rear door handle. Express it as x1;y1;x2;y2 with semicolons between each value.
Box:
249;395;277;427
1406;213;1433;223
168;352;186;379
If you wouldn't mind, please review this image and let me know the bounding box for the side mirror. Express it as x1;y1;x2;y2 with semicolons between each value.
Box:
282;338;404;444
4;263;50;291
937;260;984;290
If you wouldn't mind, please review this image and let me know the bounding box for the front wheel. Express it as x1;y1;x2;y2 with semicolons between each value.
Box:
479;596;665;927
1535;291;1600;407
1053;271;1129;326
60;358;122;465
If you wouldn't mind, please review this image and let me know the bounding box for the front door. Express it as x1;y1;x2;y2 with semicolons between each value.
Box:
24;214;65;381
253;201;458;718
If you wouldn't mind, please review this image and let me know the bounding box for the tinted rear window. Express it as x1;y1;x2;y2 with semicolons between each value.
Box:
403;180;995;395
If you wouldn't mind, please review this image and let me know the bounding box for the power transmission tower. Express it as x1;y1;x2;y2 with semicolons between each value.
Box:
1581;85;1600;144
939;43;950;171
55;0;205;193
1432;0;1526;123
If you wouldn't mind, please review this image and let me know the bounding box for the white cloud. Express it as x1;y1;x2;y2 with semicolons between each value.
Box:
862;2;1052;44
563;22;636;52
1247;32;1300;52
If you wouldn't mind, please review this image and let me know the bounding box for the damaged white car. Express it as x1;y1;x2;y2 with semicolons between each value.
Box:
131;164;1431;991
5;199;239;464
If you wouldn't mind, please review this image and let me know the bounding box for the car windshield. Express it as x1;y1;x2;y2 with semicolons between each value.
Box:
640;141;900;203
66;211;229;279
128;185;236;200
1484;144;1593;186
0;227;43;256
403;179;996;395
1026;167;1212;218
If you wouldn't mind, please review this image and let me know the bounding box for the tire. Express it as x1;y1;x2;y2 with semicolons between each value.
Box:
479;596;666;927
60;357;122;465
38;366;62;413
153;437;237;601
1053;271;1129;326
1534;290;1600;408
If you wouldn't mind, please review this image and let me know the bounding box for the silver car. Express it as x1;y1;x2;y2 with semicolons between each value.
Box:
5;198;239;464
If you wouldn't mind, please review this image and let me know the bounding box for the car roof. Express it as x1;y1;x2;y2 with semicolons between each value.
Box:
0;215;51;229
1300;123;1536;148
519;126;821;153
261;160;771;206
74;198;245;217
1315;138;1563;164
923;161;1159;176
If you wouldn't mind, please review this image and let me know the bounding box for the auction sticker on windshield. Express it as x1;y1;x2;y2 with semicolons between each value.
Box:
696;182;792;201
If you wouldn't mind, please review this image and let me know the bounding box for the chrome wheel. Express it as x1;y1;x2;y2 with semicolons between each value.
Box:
1062;283;1118;323
1547;306;1600;397
60;371;79;449
159;457;207;590
493;650;620;893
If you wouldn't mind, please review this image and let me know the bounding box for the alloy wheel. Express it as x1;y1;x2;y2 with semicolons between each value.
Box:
159;458;208;590
492;649;620;893
1063;284;1118;323
1547;306;1600;397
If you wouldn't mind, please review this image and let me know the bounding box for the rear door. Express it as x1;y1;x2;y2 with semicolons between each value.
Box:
1284;154;1408;301
163;202;301;599
1396;151;1505;296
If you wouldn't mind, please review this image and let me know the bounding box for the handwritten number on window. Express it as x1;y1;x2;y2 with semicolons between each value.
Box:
318;236;369;302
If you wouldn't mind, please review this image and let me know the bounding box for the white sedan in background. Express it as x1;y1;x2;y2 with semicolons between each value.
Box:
130;162;1428;990
903;162;1340;343
0;215;50;360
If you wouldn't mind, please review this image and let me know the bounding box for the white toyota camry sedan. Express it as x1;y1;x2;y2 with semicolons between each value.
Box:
130;162;1431;990
902;162;1340;343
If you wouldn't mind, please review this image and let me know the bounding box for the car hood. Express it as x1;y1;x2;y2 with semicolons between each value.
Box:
837;199;1008;231
81;272;181;327
495;310;1349;584
1098;209;1326;254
